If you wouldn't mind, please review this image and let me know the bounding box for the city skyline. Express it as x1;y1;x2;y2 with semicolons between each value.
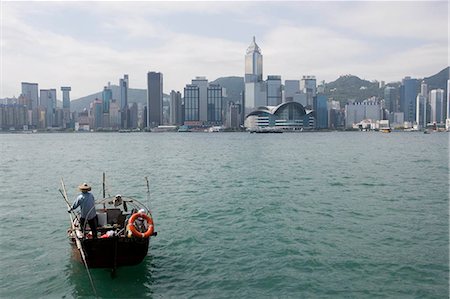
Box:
2;1;448;99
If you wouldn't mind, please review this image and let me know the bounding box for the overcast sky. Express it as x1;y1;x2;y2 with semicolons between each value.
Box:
1;1;448;99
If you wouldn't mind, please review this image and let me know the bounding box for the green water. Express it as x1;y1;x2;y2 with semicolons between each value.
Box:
0;132;448;298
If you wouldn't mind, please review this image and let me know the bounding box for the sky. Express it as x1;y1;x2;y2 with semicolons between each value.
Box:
1;1;448;99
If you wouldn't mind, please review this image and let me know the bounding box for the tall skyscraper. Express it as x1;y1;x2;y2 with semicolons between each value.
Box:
61;86;71;109
207;84;223;123
314;94;328;129
102;86;112;114
183;77;224;125
384;86;398;113
300;76;317;108
61;86;71;129
184;84;199;122
169;90;182;125
430;89;444;124
120;74;129;128
416;94;426;128
147;71;163;128
39;89;56;128
21;82;38;109
267;75;282;106
284;80;300;102
245;36;266;113
192;77;208;122
400;77;419;123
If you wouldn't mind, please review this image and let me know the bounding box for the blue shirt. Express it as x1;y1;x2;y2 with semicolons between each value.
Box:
72;192;97;220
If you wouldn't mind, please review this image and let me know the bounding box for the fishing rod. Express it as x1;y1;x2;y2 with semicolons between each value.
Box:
145;176;150;208
60;178;98;298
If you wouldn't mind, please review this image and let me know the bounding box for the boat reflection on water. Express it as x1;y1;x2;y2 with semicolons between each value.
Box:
66;255;155;298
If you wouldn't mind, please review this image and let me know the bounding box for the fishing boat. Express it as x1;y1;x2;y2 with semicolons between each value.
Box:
60;176;156;270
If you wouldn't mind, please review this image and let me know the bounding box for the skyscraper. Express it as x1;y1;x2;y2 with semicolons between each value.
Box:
284;80;300;102
400;77;419;123
430;89;444;124
21;82;38;109
39;89;56;128
416;94;426;128
244;36;266;113
147;71;163;128
102;86;112;114
169;90;182;125
61;86;71;109
183;77;224;125
120;74;129;128
61;86;71;129
384;86;398;113
314;94;328;129
207;84;223;124
267;75;282;106
300;76;317;108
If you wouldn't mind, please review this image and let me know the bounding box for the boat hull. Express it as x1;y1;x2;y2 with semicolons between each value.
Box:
70;236;149;268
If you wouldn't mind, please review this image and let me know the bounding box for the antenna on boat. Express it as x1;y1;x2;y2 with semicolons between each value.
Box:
60;178;98;297
103;172;106;199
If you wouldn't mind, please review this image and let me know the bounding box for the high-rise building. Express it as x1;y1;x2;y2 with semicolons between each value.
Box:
267;76;282;106
430;89;444;124
416;94;426;128
21;82;38;110
384;86;398;113
109;99;120;129
169;90;182;125
183;77;224;125
39;89;56;128
314;95;328;129
192;77;208;122
102;86;112;114
300;76;316;108
61;86;71;128
184;84;199;123
147;72;163;128
400;77;419;123
345;99;382;129
61;87;71;109
284;80;300;102
129;102;138;129
244;36;266;113
207;84;223;124
92;99;103;129
120;74;129;128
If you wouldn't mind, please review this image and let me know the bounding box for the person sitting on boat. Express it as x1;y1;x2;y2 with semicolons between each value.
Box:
69;183;98;239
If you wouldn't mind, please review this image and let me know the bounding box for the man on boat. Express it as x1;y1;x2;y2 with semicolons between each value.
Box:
69;183;98;239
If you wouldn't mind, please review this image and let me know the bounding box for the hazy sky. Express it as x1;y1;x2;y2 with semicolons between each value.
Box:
1;1;448;99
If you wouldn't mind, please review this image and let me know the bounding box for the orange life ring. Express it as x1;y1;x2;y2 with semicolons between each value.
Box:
128;212;154;238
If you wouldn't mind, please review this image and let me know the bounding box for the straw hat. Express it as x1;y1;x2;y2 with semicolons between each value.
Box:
78;183;92;191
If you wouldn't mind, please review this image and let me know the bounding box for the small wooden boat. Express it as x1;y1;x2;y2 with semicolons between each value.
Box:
61;177;156;270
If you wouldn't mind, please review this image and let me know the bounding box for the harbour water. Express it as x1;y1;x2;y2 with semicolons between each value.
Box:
0;132;448;298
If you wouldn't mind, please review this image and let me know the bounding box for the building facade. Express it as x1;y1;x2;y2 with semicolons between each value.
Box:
169;90;183;125
430;89;444;124
244;36;266;113
147;72;163;128
345;99;382;129
267;75;282;106
120;74;129;128
400;77;418;123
